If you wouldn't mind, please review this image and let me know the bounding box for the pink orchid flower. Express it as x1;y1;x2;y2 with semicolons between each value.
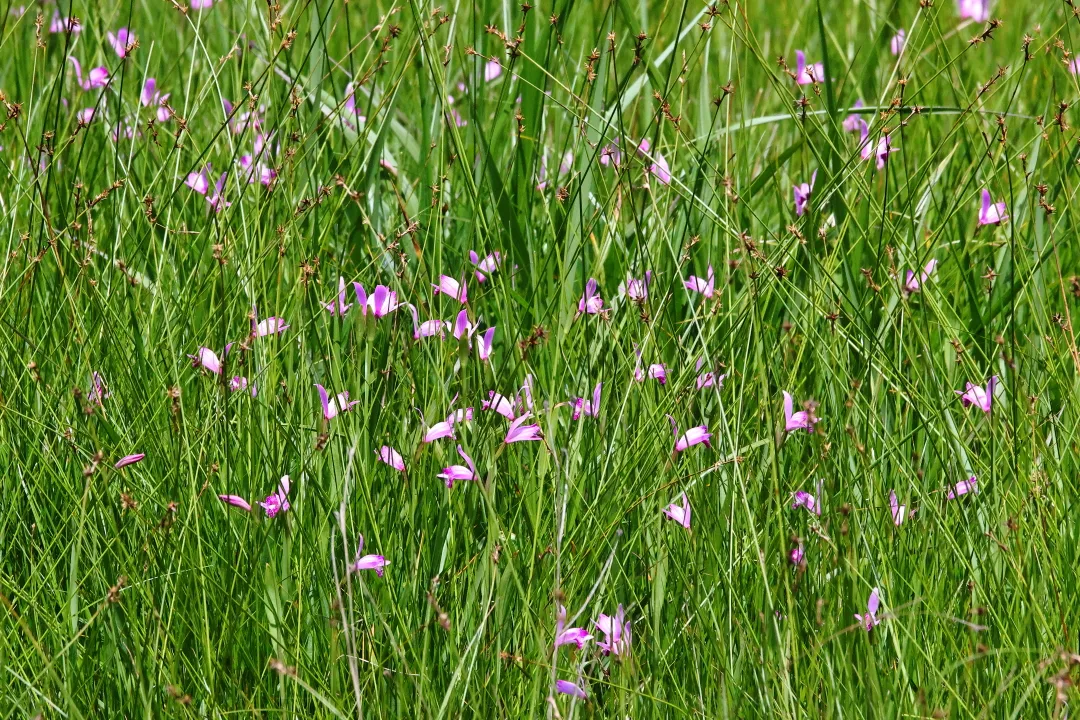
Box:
554;604;593;649
576;278;605;317
437;444;479;488
637;138;671;185
316;383;359;421
50;12;81;33
889;490;911;526
228;376;257;397
251;307;289;337
623;271;651;302
843;100;868;134
947;476;978;499
978;188;1008;225
323;276;352;316
957;0;989;22
191;0;215;9
354;283;400;318
599;139;622;167
667;415;711;453
107;27;134;58
377;446;406;472
218;494;252;512
571;382;602;420
76;108;95;125
860;127;897;169
477;326;496;362
634;363;668;384
505;413;542;444
342;82;367;123
68;57;109;90
115;453;145;469
854;587;881;631
794;170;816;216
555;679;588;700
684;265;715;298
783;391;818;433
890;29;906;55
695;358;727;390
484;59;502;82
433;275;467;303
423;422;455;443
189;347;222;375
259;475;291;518
207;173;230;212
594;605;631;657
141;79;172;123
794;50;825;85
482;391;517;420
351;535;388;576
956;376;997;413
87;371;110;405
789;542;805;566
469;250;502;282
451;308;475;340
407;306;448;339
903;258;937;294
792;479;824;516
662;492;692;529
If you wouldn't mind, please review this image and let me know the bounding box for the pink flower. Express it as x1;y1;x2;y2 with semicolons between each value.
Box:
957;0;989;22
789;543;805;565
469;250;502;282
889;490;911;526
890;29;906;55
482;391;517;420
903;258;937;294
484;59;503;82
438;444;479;488
67;57;108;90
860;127;897;170
634;363;668;384
107;27;134;58
947;476;978;499
188;347;222;375
594;605;631;657
76;107;95;125
571;382;602;420
141;79;172;123
662;492;691;529
477;326;496;362
695;358;727;390
978;188;1008;225
218;494;252;512
229;376;257;397
794;50;824;85
555;679;588;700
260;475;291;518
554;605;593;649
351;535;388;576
433;275;467;303
854;588;881;631
377;446;405;472
576;278;605;317
599;140;622;167
50;12;81;33
791;479;823;516
87;371;110;405
406;305;448;339
423;421;455;443
323;276;352;316
505;413;542;444
115;453;145;469
315;383;359;421
783;391;818;433
667;415;711;453
843;100;868;134
637;138;671;185
342;83;367;123
250;310;289;341
186;165;212;195
684;265;715;298
956;376;997;413
794;170;816;216
452;308;475;340
623;271;651;302
354;283;400;318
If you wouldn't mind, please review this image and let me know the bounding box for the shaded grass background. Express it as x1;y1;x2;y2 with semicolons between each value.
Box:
2;0;1080;716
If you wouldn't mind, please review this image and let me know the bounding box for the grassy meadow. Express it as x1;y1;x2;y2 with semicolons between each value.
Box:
2;0;1080;716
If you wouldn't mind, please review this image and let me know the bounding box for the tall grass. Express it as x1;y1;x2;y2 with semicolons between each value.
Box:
1;0;1078;716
